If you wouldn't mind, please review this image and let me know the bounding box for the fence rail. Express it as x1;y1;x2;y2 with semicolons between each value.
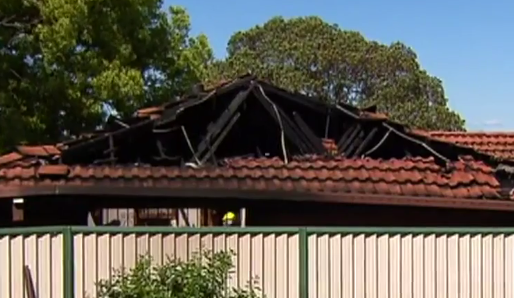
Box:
2;227;514;298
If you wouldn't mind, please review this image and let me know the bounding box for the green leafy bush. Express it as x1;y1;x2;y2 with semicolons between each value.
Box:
96;250;262;298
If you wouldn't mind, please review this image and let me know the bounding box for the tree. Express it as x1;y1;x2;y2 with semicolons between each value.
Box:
207;16;465;131
0;0;213;151
97;250;261;298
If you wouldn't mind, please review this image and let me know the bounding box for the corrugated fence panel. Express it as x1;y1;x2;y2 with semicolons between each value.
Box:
73;232;299;298
5;227;514;298
0;233;63;298
308;233;514;298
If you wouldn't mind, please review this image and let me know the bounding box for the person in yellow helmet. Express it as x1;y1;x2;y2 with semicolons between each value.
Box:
222;211;236;226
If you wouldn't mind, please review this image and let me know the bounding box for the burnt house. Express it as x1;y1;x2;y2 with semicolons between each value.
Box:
1;75;514;227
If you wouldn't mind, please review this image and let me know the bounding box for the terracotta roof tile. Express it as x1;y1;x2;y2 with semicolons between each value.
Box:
0;152;24;166
0;144;61;168
38;165;69;176
0;156;501;200
17;145;60;156
429;131;514;159
135;106;164;117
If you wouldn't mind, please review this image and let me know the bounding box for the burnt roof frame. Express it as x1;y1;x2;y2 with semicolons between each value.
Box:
61;119;155;163
292;111;326;154
191;84;254;164
154;75;255;128
199;112;241;164
251;88;312;154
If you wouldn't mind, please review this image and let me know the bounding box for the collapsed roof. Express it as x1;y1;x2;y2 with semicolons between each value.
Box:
1;74;514;211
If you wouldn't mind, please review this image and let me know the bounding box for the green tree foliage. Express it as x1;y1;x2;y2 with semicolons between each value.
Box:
97;250;261;298
0;0;213;151
208;16;465;131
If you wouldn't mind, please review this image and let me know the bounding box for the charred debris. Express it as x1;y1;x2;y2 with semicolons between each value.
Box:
40;75;509;170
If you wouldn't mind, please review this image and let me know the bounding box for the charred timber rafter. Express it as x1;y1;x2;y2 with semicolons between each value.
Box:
153;140;180;162
259;82;329;113
113;119;129;128
152;126;179;134
191;86;253;163
337;124;361;153
324;109;332;138
155;76;254;127
269;102;316;153
342;129;364;156
349;127;379;157
108;135;115;164
106;115;130;130
292;111;326;154
336;123;358;149
200;112;241;164
93;157;117;164
62;119;153;163
252;88;310;154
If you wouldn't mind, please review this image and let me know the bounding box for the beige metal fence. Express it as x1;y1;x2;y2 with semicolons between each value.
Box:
308;231;514;298
2;227;514;298
73;231;299;298
0;228;64;298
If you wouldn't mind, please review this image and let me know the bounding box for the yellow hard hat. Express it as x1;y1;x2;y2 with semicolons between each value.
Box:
223;211;236;221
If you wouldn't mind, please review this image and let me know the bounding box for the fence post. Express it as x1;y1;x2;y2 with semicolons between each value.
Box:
299;228;308;298
63;226;74;298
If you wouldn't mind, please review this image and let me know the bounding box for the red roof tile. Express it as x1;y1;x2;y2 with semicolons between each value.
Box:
0;152;24;165
0;156;501;200
135;106;164;118
429;131;514;159
0;144;61;168
17;145;60;156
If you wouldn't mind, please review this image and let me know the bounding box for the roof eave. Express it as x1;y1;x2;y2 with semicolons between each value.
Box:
0;184;511;212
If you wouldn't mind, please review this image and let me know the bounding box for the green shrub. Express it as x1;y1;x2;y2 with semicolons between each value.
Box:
96;250;262;298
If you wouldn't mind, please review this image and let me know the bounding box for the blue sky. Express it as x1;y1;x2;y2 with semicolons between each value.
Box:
168;0;514;131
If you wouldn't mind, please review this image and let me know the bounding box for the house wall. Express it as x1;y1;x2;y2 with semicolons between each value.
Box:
10;195;514;228
96;208;203;226
0;201;12;226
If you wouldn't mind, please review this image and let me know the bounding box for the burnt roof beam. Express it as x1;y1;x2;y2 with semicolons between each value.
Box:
253;85;323;153
383;122;451;165
337;124;361;153
259;82;331;114
191;86;253;163
199;112;241;164
270;103;317;153
292;112;326;154
348;127;379;158
252;88;311;154
155;76;255;128
343;129;365;156
62;119;154;163
152;140;180;162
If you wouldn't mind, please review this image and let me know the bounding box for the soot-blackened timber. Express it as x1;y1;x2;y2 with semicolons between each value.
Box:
20;74;514;170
